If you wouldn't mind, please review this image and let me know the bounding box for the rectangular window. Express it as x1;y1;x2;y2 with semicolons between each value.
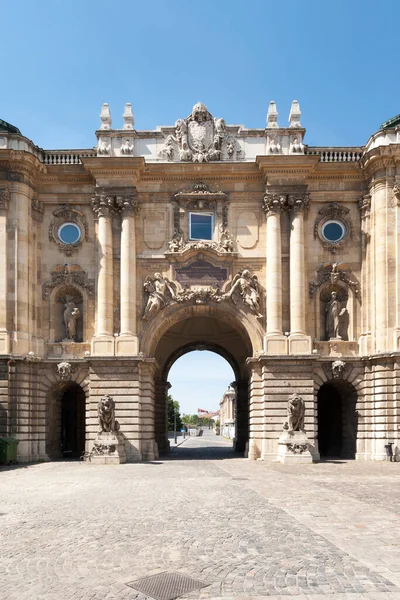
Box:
189;213;213;240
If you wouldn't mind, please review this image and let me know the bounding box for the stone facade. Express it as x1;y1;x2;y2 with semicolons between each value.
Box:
0;102;400;462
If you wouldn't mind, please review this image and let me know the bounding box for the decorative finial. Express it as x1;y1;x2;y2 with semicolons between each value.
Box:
100;103;112;130
266;101;279;128
123;103;134;130
289;100;301;128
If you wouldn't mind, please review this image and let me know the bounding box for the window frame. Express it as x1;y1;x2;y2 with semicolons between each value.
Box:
188;212;214;241
58;222;82;245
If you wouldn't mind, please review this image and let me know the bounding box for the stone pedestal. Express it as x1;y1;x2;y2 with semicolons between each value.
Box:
91;432;126;464
277;430;313;464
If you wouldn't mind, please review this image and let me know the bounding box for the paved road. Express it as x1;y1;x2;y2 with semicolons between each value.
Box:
1;431;400;600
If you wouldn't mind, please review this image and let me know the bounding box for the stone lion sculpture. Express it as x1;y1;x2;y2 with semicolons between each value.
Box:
283;393;305;433
98;395;120;433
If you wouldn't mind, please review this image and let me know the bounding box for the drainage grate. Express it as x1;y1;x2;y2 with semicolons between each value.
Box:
126;571;209;600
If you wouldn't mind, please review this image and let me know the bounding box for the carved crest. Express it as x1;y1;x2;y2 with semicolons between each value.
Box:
56;361;74;381
159;103;241;162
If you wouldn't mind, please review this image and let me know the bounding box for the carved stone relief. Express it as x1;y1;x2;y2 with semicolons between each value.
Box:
43;264;94;299
158;102;241;162
31;197;44;222
143;268;262;320
309;263;360;299
56;361;74;381
0;187;9;211
332;360;346;379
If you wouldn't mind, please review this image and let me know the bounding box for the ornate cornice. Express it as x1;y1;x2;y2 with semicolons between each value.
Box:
174;182;227;207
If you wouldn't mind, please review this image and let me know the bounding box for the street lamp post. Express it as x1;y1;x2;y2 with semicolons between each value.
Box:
174;407;177;444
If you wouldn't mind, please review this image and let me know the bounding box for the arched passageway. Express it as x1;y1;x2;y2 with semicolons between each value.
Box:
46;383;86;459
317;380;358;459
149;313;255;458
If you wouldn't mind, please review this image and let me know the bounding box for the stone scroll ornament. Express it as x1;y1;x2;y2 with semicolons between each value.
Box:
143;269;262;320
159;102;241;162
283;393;305;433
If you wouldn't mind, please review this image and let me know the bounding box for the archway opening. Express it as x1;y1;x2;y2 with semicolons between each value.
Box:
167;350;236;457
150;313;254;459
60;384;85;458
317;380;357;459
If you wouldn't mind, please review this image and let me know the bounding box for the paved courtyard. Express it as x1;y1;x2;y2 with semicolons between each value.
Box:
1;431;400;600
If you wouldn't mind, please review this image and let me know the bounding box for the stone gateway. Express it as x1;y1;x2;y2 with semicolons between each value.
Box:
0;101;399;463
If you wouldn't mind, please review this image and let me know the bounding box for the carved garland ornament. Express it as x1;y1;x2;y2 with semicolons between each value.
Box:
49;204;89;256
158;102;241;163
143;269;262;320
0;186;10;211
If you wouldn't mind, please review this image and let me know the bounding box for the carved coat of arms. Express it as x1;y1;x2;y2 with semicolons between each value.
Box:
159;102;240;162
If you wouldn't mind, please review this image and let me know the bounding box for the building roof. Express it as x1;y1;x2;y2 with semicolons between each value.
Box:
380;114;400;130
0;118;21;135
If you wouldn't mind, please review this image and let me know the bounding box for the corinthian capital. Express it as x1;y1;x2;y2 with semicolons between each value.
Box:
91;191;114;219
288;192;310;215
0;187;9;212
262;192;286;217
116;190;139;216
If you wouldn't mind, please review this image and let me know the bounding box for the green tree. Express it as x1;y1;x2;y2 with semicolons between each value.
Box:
167;395;182;431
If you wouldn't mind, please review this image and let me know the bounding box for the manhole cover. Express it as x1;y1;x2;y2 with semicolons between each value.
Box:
126;571;209;600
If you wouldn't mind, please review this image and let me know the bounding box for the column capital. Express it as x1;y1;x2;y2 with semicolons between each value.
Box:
116;190;139;216
288;192;310;216
91;190;115;219
262;192;286;217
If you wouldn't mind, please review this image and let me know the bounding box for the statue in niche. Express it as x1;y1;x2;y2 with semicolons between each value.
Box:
63;297;81;341
143;273;177;320
98;395;120;433
325;291;346;339
224;270;262;318
283;393;306;433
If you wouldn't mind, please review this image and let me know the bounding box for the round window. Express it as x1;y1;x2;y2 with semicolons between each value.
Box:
58;223;81;245
321;220;346;242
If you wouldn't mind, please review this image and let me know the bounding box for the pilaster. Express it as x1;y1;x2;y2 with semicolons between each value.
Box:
0;186;10;353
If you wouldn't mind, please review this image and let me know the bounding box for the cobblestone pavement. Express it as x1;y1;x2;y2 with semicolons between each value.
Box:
1;432;400;600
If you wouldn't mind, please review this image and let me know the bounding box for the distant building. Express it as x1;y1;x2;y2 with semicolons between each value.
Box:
0;101;399;462
220;385;236;440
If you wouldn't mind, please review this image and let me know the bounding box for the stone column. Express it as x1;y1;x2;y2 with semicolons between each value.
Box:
374;182;388;353
262;192;287;354
288;193;312;354
0;187;9;354
91;191;115;356
116;191;140;355
10;179;31;354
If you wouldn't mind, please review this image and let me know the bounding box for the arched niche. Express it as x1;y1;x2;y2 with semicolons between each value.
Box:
50;284;84;343
316;281;357;341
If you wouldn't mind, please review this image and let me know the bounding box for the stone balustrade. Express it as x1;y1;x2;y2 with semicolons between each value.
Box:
306;147;363;162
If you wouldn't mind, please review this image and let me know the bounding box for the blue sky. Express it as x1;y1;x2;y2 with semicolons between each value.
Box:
3;0;399;414
2;0;400;149
169;352;234;416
